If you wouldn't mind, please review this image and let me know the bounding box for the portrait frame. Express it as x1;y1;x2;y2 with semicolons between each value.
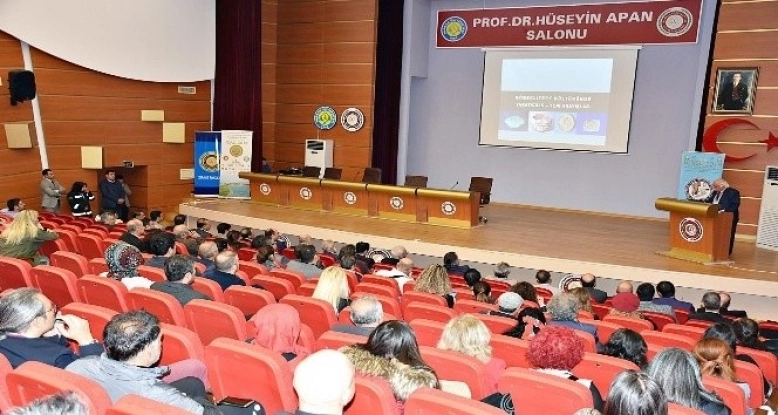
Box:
712;68;758;115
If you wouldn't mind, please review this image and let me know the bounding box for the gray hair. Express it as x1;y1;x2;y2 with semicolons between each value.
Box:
198;241;218;260
494;262;511;278
646;348;722;410
7;391;87;415
547;293;580;321
0;288;46;336
350;295;383;326
604;370;667;415
701;292;721;311
215;250;238;272
390;246;408;259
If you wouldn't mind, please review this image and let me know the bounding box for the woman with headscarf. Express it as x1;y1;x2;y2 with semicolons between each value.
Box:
0;210;58;265
249;303;311;371
102;242;153;290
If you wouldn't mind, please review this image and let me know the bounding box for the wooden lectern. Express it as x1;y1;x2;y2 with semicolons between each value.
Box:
655;198;733;263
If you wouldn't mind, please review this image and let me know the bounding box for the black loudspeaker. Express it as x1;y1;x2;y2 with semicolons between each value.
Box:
8;70;36;106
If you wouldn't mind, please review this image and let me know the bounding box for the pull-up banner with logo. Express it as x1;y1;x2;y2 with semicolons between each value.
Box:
437;0;702;48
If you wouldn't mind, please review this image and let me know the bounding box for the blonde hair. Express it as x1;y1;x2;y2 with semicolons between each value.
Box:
569;287;593;313
437;314;492;363
414;264;452;296
312;266;350;312
1;210;41;245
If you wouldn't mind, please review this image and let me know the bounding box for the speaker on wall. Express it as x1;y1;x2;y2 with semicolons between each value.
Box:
8;70;36;106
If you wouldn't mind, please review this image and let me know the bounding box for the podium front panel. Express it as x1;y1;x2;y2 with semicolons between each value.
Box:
367;184;417;221
417;189;479;228
277;176;323;210
321;180;369;215
239;173;280;205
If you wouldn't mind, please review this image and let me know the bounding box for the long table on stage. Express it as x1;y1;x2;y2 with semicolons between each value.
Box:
239;172;480;228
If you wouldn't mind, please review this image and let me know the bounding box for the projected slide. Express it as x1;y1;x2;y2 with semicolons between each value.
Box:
480;48;639;153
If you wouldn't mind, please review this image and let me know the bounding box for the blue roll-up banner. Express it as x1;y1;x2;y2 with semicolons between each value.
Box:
677;151;725;202
194;131;221;197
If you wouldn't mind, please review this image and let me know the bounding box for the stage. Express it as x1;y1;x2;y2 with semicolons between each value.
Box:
180;199;778;318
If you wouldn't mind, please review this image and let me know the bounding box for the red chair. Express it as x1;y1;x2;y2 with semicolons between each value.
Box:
371;294;402;319
0;354;13;412
404;303;456;324
404;387;505;415
30;265;81;307
39;238;70;258
83;228;108;239
641;330;696;351
344;375;399;415
270;269;306;291
472;314;515;334
738;346;778;385
0;257;33;290
251;275;295;301
76;274;130;312
88;258;109;275
59;223;83;233
577;310;595;320
603;314;654;332
668;403;705;415
174;242;189;256
663;323;706;340
183;300;248;344
359;275;401;298
401;291;447;314
586;319;627;343
315;331;367;351
7;361;113;415
535;287;554;303
238;261;269;277
409;319;446;347
319;255;336;268
61;302;117;342
686;319;715;329
159;323;205;366
224;286;276;317
343;271;359;293
280;295;337;338
107;395;193;415
76;234;104;260
237;247;258;261
297;324;316;352
371;263;394;273
454;299;498;315
125;288;186;326
54;229;79;253
734;359;764;410
50;251;89;277
297;282;317;296
642;311;676;330
591;303;612;320
571;352;639;397
355;283;398;300
402;280;416;294
675;309;690;324
573;330;597;353
490;334;532;369
100;238;121;254
136;265;167;283
281;247;296;260
205;338;297;415
498;367;593;414
702;375;747;415
235;270;251;286
191;277;225;302
420;346;491;399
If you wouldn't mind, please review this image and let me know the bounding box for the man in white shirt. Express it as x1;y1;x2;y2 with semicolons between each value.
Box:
534;269;561;296
375;257;414;291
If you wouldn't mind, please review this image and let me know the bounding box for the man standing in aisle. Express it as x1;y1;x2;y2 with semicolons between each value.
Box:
99;170;126;216
40;169;66;214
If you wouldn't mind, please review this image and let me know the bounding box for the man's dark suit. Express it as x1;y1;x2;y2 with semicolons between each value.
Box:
717;81;749;111
710;187;740;255
688;311;729;324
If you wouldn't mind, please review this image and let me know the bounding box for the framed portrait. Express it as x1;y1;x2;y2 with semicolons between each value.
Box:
712;68;758;114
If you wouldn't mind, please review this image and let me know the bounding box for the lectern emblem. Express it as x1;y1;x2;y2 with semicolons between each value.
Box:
300;187;313;200
390;197;404;210
259;183;271;196
344;192;357;205
679;217;703;242
441;201;456;216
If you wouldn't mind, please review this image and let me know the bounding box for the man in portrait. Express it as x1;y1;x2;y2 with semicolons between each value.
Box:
716;71;750;111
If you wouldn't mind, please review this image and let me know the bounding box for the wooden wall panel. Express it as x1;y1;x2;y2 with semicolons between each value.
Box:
717;1;778;31
262;0;278;172
713;32;778;61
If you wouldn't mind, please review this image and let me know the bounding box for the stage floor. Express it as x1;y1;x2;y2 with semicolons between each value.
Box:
180;199;778;300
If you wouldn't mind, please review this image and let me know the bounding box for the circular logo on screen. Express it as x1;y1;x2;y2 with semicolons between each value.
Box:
259;183;271;196
390;197;404;210
341;108;364;132
685;178;713;201
344;191;357;205
441;16;468;42
441;201;456;216
657;7;693;37
679;217;703;242
300;187;313;200
198;152;219;172
314;106;337;130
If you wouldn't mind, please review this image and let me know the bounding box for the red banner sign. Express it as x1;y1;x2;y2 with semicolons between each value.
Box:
437;0;702;48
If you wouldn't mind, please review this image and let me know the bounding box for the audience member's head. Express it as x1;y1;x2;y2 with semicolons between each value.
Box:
215;250;239;273
256;244;275;263
580;273;597;288
646;348;722;410
568;287;593;313
99;211;117;226
126;219;144;237
437;314;493;363
693;338;737;382
132;211;145;220
718;292;732;309
7;391;87;415
149;210;163;222
616;281;633;294
148;232;175;257
250;304;310;369
293;350;355;415
547;293;580;322
527;326;584;371
339;255;357;271
733;318;761;349
535;270;552;285
214;238;229;253
702;323;738;354
511;281;539;303
355;242;370;255
414;264;452;296
396;258;413;275
250;235;266;249
443;251;459;268
611;293;640;314
604;370;667;415
216;222;231;235
173;214;186;226
601;328;648;368
636;283;656;302
172;224;190;239
6;198;23;212
312;266;350;312
349;295;383;328
198;241;218;261
463;268;482;287
472;281;492;304
497;292;523;314
0;288;49;337
655;281;676;298
196;218;210;231
359;321;436;393
240;228;253;240
321;239;336;254
103;310;161;367
338;244;356;260
294;244;314;264
390;245;407;259
163;255;196;284
104;242;143;281
701;292;721;312
493;262;511;279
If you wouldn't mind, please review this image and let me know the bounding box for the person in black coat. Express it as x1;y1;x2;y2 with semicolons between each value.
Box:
707;179;740;256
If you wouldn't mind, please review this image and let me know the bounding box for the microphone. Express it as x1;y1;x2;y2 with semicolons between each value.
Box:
450;181;459;190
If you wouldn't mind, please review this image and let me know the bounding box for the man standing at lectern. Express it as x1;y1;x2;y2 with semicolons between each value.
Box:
708;179;740;256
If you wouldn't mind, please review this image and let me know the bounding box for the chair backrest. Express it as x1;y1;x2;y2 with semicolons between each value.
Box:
224;285;276;317
421;346;491;399
159;323;205;366
315;331;367;351
641;311;677;330
297;282;317;297
323;168;343;180
497;367;594;415
270;269;306;291
409;319;446;348
101;238;121;255
668;403;706;415
663;324;706;340
603;314;654;332
173;242;189;256
472;314;516;334
237;247;258;262
136;265;167;283
280;295;337;338
76;274;130;312
675;309;691;324
468;177;493;205
344;375;398;415
302;166;322;178
106;394;193;415
573;330;597;353
0;257;33;290
7;361;113;415
404;175;429;188
738;346;778;385
39;238;70;258
76;234;104;260
30;265;81;306
83;228;108;239
734;359;764;410
490;334;532;369
355;283;399;300
238;260;269;277
61;302;118;342
404;302;456;324
571;352;640;397
585;319;626;343
55;229;79;253
183;299;248;344
404;387;504;415
204;338;297;415
251;275;295;301
191;277;225;302
401;291;447;313
50;251;89;277
87;258;109;275
702;375;747;415
0;354;13;412
125;288;186;326
641;330;696;353
319;255;336;268
591;303;612;320
359;275;401;298
362;167;382;184
685;319;715;329
454;299;498;315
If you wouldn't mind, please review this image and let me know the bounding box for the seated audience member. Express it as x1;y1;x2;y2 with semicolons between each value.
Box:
504;307;546;340
203;250;246;291
104;242;154;290
339;255;362;280
374;257;414;291
689;292;729;324
298;234;313;246
437;314;506;395
646;348;730;415
287;350;356;415
511;281;544;309
463;268;482;287
338;244;356;262
534;269;561;296
331;295;383;337
215;222;231;238
636;283;676;319
653;280;695;312
0;198;25;219
173;214;186;226
173;224;201;256
250;235;266;250
286;244;322;280
719;292;748;318
693;338;751;411
66;182;95;217
0;288;101;369
609;292;645;320
7;391;87;415
581;273;608;304
604;371;668;415
703;323;770;398
151;255;211;306
132;211;146;220
615;281;634;294
493;262;511;279
381;245;408;266
239;227;254;243
214;237;229;253
490;292;523;319
600;328;648;369
569;287;594;315
733;318;772;353
97;211;121;230
414;264;455;308
354;241;375;273
145;231;176;269
225;230;244;251
443;251;470;275
249;304;311;371
472;281;493;304
340;321;439;407
319;240;339;263
191;218;211;238
312;266;351;314
0;210;58;265
146;210;164;230
256;244;282;271
197;241;218;274
119;219;146;252
547;293;599;343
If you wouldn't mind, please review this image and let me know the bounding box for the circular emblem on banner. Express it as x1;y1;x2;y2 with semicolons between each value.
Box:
679;217;704;242
341;108;365;132
259;183;271;196
440;16;468;42
389;197;404;210
199;152;219;172
561;274;583;291
300;187;313;200
229;145;243;157
657;7;693;37
685;178;713;201
343;191;357;205
441;201;456;216
314;106;337;130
